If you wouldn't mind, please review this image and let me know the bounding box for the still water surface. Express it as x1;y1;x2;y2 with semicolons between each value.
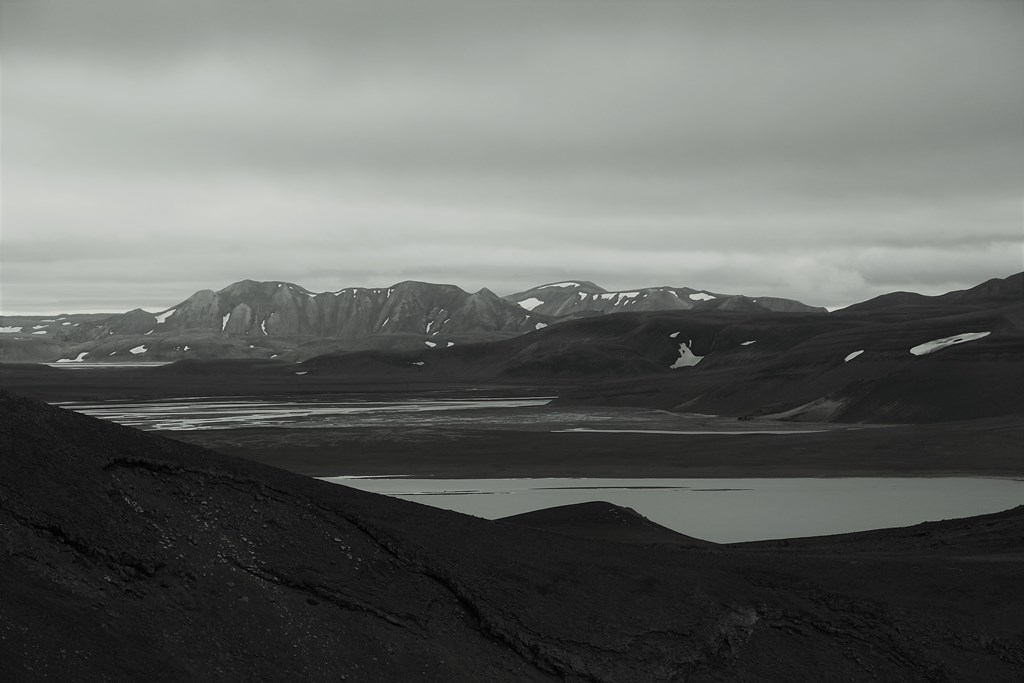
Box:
326;476;1024;543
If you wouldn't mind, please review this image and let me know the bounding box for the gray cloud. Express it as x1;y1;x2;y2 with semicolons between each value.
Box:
2;0;1022;314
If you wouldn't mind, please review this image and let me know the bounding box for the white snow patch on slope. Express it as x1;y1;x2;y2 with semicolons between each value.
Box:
844;350;864;362
154;309;175;324
221;313;230;331
910;331;990;356
689;292;716;301
0;326;22;333
535;322;547;330
183;345;190;352
447;342;455;347
62;322;73;326
261;319;268;335
740;340;756;346
540;282;580;288
295;371;308;375
32;325;46;329
517;297;544;311
412;361;425;366
129;345;148;355
670;342;703;368
670;332;680;338
56;352;89;363
32;331;47;335
425;341;437;347
616;291;640;299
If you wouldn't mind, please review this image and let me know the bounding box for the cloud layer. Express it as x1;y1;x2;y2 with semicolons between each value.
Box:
2;0;1022;313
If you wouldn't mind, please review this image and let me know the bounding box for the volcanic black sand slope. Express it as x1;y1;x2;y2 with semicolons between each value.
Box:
2;390;1023;681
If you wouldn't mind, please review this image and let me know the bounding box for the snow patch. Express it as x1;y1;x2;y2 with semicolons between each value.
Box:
412;361;425;366
0;326;22;333
295;371;308;375
535;322;547;330
32;331;47;335
844;350;864;362
689;292;716;301
129;345;148;355
447;342;455;347
56;352;89;363
221;313;230;331
910;331;990;356
183;345;190;352
740;340;756;346
32;325;46;330
62;322;72;326
670;342;703;369
540;282;580;288
154;308;175;324
425;341;436;347
517;297;545;311
669;332;680;338
261;319;268;335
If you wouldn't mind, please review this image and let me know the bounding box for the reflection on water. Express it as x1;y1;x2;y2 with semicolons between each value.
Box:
58;397;556;430
58;396;849;434
325;476;1024;543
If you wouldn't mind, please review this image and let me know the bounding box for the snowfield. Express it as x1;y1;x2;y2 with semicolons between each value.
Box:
0;326;22;333
844;350;865;362
689;292;716;301
56;352;89;363
154;308;176;324
517;297;544;311
129;345;148;355
910;332;990;356
670;342;704;368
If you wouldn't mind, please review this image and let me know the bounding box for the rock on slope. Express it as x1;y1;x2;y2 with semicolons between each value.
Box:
2;390;1023;681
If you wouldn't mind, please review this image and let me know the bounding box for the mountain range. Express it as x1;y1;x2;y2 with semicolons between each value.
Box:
0;278;823;362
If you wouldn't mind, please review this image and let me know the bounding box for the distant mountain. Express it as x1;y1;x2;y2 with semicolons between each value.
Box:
302;272;1024;423
150;279;547;338
504;281;825;317
839;272;1023;314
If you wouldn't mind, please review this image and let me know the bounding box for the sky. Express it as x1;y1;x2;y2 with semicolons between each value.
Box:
1;0;1022;314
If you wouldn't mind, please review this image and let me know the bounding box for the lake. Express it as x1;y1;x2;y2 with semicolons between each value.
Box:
325;476;1024;543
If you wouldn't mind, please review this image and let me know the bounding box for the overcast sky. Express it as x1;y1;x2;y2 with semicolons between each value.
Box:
2;0;1022;314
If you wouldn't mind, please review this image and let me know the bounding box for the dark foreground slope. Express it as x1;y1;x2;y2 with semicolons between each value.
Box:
2;390;1023;681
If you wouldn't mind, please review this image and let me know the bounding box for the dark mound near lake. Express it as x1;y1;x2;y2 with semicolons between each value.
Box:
2;389;1024;680
500;501;713;546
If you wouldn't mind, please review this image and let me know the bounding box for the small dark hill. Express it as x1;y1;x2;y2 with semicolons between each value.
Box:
500;501;713;546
